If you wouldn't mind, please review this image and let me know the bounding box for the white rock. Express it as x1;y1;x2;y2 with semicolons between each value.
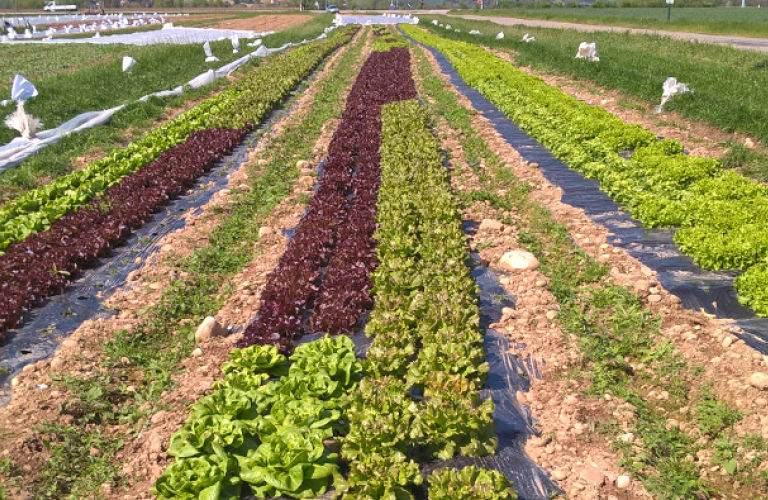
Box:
618;432;634;443
552;470;567;481
617;475;631;489
258;226;274;237
194;316;227;342
748;372;768;390
191;347;203;357
499;251;540;272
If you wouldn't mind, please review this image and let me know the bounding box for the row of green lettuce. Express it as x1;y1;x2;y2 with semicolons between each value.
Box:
403;25;768;316
152;337;361;500
334;99;516;499
0;26;357;254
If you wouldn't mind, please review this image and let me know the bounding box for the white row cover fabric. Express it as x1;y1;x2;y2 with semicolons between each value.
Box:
334;14;418;26
1;12;178;28
655;77;693;113
11;75;38;101
1;26;269;46
575;42;599;62
0;30;328;173
122;56;137;72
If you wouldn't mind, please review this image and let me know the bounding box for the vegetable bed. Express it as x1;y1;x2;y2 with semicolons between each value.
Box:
152;41;519;500
404;25;768;316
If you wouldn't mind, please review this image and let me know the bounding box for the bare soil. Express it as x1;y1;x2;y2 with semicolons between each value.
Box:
207;13;312;32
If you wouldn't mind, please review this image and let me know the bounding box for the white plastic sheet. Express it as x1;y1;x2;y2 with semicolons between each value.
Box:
1;27;262;46
575;42;599;62
203;41;219;62
655;77;693;113
231;35;240;54
522;33;535;43
11;75;38;101
496;31;504;40
122;56;137;72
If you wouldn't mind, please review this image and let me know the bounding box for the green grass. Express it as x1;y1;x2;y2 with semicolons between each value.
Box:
419;15;768;144
0;39;247;144
0;27;363;499
451;7;768;38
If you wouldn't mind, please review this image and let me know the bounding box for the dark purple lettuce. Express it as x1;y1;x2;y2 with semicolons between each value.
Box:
0;128;248;338
239;48;417;352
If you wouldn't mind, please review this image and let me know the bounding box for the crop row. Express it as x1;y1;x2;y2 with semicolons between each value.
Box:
154;46;418;500
403;27;768;316
153;336;362;500
0;129;247;338
336;99;515;499
238;47;417;352
0;26;357;254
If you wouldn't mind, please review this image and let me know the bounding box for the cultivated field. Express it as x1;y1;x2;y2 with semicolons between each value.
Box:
0;13;767;500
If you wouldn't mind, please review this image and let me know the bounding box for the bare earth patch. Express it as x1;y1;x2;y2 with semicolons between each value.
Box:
208;14;313;33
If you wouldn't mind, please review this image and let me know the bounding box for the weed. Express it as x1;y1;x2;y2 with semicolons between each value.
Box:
617;98;645;113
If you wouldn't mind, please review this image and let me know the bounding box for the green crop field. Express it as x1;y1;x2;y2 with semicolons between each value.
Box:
422;15;768;143
451;6;768;38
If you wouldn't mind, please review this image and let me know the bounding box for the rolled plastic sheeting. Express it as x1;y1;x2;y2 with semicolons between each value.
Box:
0;105;124;173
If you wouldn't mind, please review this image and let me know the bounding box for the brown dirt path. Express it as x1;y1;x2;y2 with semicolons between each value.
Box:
207;13;312;32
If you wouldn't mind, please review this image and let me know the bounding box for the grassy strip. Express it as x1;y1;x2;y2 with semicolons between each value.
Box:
404;26;768;315
0;27;364;499
411;41;768;499
417;15;768;144
0;29;353;253
450;7;768;38
337;99;505;499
